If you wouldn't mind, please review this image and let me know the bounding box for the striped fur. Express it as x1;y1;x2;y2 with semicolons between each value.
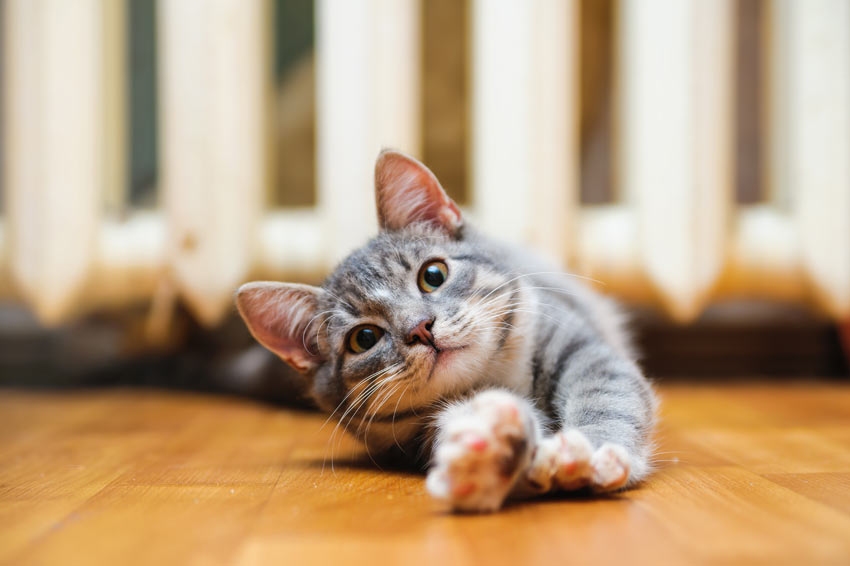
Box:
236;150;657;511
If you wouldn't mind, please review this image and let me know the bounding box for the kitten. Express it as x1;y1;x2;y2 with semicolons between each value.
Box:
236;150;657;512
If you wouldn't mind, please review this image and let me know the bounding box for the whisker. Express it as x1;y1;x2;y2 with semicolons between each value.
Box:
320;363;402;430
390;380;415;452
334;370;403;453
321;363;402;473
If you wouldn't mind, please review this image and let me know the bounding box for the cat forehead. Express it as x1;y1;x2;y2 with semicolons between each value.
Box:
320;226;456;306
330;230;447;279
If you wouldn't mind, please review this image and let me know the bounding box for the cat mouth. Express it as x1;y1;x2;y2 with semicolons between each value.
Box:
437;345;466;357
425;344;468;380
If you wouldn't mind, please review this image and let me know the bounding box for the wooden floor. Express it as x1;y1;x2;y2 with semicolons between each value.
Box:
2;382;850;566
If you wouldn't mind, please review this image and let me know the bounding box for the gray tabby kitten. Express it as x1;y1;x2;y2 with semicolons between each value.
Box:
236;150;656;512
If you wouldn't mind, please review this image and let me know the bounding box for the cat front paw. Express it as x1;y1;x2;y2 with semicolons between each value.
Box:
525;428;593;492
590;443;630;492
525;430;630;493
426;390;534;512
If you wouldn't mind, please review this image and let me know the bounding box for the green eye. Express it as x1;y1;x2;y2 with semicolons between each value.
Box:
418;260;448;293
348;325;384;353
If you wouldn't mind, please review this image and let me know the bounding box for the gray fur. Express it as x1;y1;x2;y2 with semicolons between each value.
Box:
237;151;657;493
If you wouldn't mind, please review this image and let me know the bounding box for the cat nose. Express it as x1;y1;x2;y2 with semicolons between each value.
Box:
406;318;437;349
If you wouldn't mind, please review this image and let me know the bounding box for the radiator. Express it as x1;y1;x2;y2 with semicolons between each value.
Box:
1;0;848;327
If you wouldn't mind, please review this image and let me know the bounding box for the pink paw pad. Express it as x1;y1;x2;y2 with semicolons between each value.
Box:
452;482;476;498
560;461;578;475
467;437;489;452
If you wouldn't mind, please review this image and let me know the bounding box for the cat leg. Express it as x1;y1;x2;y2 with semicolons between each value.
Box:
524;340;657;494
425;389;545;512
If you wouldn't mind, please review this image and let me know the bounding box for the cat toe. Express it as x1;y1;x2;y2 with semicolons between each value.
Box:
589;443;630;492
551;429;594;489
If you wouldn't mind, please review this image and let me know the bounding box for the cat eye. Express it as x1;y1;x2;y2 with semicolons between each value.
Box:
348;324;384;353
418;260;448;293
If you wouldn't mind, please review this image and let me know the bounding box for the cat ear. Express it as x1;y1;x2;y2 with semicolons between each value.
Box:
235;282;325;373
374;150;463;236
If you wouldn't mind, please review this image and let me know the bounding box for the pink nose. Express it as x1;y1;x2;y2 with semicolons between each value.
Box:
406;318;436;348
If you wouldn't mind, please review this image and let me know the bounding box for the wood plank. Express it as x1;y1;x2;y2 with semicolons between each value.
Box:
636;466;850;564
763;472;850;516
2;383;850;565
0;392;166;562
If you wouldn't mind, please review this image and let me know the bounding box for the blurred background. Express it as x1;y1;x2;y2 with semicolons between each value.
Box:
0;0;848;392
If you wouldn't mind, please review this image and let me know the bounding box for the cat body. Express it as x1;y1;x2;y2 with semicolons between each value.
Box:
237;151;656;512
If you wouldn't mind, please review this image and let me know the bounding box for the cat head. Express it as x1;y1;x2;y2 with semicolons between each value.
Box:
236;151;522;425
